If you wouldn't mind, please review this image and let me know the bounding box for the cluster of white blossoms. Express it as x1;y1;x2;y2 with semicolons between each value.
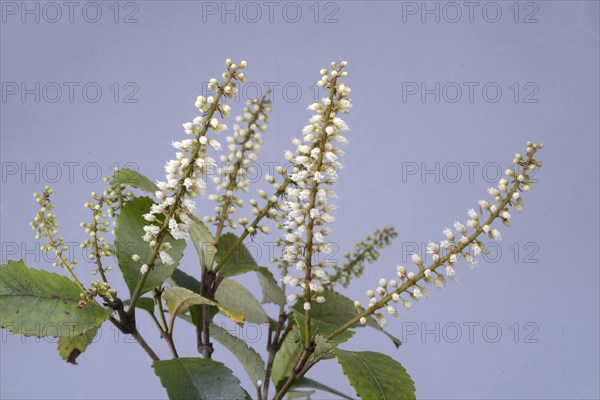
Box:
281;62;352;311
131;59;245;275
205;95;272;235
355;142;544;328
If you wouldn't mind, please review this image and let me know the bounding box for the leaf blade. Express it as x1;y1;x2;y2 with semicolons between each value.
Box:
188;214;217;269
111;168;159;195
271;326;303;387
114;197;186;295
0;260;110;338
215;233;285;305
162;286;245;325
216;232;258;277
153;357;250;400
57;326;99;364
210;323;266;387
332;349;415;400
215;279;269;324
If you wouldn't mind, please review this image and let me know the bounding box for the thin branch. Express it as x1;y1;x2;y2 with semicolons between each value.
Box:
108;316;160;362
154;288;179;358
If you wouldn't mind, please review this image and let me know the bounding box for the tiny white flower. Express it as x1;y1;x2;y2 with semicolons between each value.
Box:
453;221;467;235
443;227;455;241
490;228;501;240
159;251;174;265
143;213;156;222
468;208;479;220
287;294;298;303
386;305;397;316
411;253;423;266
412;287;422;299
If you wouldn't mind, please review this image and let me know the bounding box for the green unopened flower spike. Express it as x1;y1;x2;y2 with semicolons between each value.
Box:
329;227;397;288
30;186;85;291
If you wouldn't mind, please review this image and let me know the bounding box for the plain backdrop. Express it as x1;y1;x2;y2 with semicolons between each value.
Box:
1;1;599;399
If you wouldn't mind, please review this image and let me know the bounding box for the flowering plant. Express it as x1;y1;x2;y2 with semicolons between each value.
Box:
0;59;543;399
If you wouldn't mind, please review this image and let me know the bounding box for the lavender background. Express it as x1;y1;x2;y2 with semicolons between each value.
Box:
1;1;599;399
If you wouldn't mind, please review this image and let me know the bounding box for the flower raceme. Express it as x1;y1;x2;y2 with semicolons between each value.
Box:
131;60;246;275
280;61;351;311
205;94;273;238
348;142;544;330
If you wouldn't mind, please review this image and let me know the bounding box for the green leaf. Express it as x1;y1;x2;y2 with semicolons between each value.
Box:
256;267;286;306
153;357;250;400
292;310;354;350
210;323;265;387
162;286;245;325
111;168;159;195
169;269;200;292
114;197;186;295
0;260;110;338
57;326;99;365
188;214;217;269
167;269;215;330
216;279;269;324
215;233;285;305
216;233;259;277
295;289;401;348
271;326;303;387
332;349;415;400
123;297;155;314
291;377;354;400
